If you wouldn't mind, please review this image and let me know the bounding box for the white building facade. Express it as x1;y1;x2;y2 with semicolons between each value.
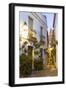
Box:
53;13;58;68
19;12;47;65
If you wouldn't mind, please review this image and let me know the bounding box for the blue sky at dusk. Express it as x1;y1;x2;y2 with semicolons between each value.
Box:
42;13;54;32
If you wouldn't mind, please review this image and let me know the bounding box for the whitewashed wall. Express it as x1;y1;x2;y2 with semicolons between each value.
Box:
20;12;47;47
54;14;58;68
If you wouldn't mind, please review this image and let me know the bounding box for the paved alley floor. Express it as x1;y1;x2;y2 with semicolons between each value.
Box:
31;64;58;77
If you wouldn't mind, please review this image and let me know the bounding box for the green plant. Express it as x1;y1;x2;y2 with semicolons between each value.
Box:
20;54;32;77
34;57;43;71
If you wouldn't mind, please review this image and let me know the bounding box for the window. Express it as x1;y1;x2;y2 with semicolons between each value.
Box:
40;26;43;41
28;16;33;30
